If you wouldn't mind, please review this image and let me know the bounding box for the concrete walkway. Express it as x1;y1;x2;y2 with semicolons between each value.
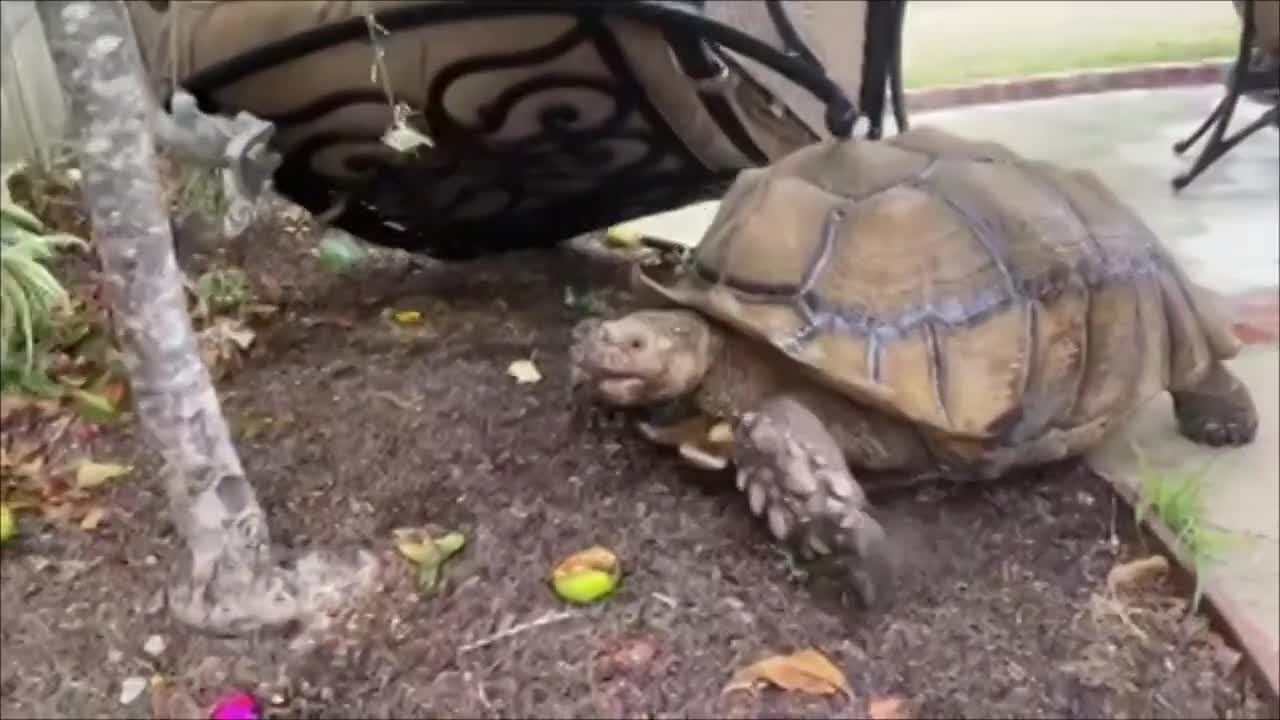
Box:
616;86;1280;686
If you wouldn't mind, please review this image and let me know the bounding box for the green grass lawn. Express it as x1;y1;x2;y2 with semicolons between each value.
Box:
902;0;1240;89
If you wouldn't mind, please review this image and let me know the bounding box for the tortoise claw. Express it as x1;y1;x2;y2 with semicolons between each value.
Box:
734;397;895;610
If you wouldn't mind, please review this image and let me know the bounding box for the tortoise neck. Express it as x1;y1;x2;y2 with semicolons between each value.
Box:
696;321;782;418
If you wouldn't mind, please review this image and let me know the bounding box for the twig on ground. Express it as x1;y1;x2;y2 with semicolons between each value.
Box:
1089;592;1150;640
651;592;678;608
458;610;578;654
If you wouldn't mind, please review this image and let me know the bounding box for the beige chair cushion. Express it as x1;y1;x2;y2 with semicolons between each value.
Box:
122;1;883;256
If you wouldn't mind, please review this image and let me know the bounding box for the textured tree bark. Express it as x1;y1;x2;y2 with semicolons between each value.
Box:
38;0;377;636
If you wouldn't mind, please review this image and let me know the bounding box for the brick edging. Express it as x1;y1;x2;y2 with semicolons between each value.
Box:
904;60;1233;113
1098;468;1280;712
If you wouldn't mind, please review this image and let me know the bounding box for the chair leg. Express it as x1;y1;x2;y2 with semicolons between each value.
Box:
889;0;910;134
1173;94;1228;155
1171;2;1260;191
1172;104;1280;190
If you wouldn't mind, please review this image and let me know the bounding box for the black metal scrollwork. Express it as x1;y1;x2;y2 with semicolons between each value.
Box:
176;1;863;260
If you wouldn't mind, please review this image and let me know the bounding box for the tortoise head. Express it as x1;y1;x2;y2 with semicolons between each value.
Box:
570;310;716;407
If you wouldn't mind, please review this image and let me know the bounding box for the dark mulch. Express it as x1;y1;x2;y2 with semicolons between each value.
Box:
0;202;1270;719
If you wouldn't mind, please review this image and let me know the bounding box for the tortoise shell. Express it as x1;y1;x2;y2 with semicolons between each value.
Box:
637;126;1238;442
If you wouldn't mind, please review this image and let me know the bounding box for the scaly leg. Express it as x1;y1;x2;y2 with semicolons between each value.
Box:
1172;362;1259;446
734;396;894;609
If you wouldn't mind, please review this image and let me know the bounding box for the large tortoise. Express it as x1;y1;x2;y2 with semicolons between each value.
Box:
569;126;1259;606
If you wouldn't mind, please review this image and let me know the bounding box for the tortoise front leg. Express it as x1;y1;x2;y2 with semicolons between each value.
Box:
734;396;894;609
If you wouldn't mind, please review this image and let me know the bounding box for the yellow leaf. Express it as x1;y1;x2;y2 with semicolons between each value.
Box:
722;648;852;698
79;506;106;530
392;309;423;325
0;504;15;544
868;696;912;720
393;528;466;566
70;389;119;424
507;359;542;384
74;460;132;489
393;527;440;565
603;225;644;249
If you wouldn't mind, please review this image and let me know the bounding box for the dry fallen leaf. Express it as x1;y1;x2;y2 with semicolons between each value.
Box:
75;460;132;489
868;695;912;720
722;648;851;697
197;318;256;376
79;506;107;530
244;303;279;321
507;359;542;384
1106;554;1170;595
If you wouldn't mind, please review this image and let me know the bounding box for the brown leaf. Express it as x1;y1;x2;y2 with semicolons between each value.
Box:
79;506;106;530
99;380;130;410
4;439;44;469
552;546;620;579
0;393;32;422
1106;555;1170;595
722;649;852;698
868;695;912;720
244;303;279;321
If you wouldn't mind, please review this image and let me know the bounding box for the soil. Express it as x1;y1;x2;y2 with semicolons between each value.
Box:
0;197;1271;720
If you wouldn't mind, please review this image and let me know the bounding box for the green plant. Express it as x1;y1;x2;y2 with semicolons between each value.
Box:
1;162;87;387
193;267;254;318
1132;445;1240;613
176;165;230;220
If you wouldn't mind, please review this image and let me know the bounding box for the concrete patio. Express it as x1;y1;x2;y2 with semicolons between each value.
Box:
617;85;1280;688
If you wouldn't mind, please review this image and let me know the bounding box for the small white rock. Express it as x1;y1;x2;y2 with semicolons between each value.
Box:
106;648;123;663
119;676;147;705
143;635;166;657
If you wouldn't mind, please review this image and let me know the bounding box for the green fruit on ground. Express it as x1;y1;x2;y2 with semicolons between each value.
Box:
551;546;620;604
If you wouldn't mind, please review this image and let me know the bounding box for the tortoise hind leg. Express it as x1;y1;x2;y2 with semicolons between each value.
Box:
1171;362;1258;446
734;396;894;610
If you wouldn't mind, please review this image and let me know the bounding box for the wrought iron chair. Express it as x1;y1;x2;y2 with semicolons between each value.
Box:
1172;0;1279;190
126;0;910;260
